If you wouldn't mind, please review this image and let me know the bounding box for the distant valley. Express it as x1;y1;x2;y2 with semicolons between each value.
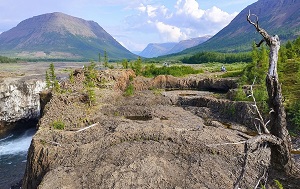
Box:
139;36;211;58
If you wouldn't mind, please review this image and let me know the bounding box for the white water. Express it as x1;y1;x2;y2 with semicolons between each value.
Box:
0;129;35;156
0;127;36;189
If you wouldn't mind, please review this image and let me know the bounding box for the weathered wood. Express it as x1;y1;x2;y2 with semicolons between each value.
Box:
76;122;99;132
247;10;292;174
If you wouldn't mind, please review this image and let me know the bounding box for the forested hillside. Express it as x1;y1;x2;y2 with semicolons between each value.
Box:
181;52;252;64
0;55;17;63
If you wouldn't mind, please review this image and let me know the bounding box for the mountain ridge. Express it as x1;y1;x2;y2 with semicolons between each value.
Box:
175;0;300;56
139;36;210;58
139;42;177;58
0;12;137;60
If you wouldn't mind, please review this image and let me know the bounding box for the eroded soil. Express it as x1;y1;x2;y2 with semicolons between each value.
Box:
21;69;300;189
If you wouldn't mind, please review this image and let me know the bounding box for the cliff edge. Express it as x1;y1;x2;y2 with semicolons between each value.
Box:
22;69;300;188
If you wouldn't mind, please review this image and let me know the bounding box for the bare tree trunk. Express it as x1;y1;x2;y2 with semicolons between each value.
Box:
247;11;292;174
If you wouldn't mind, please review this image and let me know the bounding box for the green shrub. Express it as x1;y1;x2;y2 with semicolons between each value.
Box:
124;84;134;96
274;180;284;189
122;59;129;69
233;87;248;101
84;62;97;88
287;100;300;134
87;87;96;106
129;75;134;82
52;120;65;130
69;71;75;83
220;70;243;78
54;80;61;93
132;57;143;75
45;63;61;93
143;64;203;77
45;70;51;88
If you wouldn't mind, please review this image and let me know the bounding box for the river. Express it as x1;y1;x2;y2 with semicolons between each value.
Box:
0;127;36;189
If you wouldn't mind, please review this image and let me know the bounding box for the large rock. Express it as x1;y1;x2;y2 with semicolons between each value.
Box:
23;90;269;189
0;78;45;132
22;70;274;189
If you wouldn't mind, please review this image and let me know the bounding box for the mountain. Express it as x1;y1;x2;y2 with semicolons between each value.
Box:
167;36;211;54
0;12;136;60
139;42;177;58
180;0;300;54
139;36;210;58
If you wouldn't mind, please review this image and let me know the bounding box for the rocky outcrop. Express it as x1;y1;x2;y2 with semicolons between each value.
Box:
133;75;237;92
178;95;254;129
0;78;45;133
23;70;282;189
22;91;269;189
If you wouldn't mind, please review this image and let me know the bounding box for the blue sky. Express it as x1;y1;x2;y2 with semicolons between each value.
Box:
0;0;257;52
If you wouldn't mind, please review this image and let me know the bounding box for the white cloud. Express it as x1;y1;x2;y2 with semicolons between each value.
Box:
204;6;238;23
120;0;240;50
146;5;157;17
175;0;204;19
155;21;187;42
137;4;146;12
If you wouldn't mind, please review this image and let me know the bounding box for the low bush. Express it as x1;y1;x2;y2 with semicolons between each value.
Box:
287;100;300;134
52;120;65;130
143;64;203;77
124;84;134;96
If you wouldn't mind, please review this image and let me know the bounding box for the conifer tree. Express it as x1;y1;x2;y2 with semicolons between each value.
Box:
49;63;56;87
104;50;108;67
133;56;142;75
122;59;128;69
45;70;51;88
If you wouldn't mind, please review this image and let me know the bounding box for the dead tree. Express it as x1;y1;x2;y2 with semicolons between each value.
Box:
247;10;292;174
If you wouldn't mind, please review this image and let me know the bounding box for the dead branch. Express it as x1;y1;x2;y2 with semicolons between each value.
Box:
247;10;271;46
234;140;249;189
254;167;268;189
206;141;246;147
246;134;282;152
248;78;270;134
233;134;282;189
256;39;265;47
76;122;99;132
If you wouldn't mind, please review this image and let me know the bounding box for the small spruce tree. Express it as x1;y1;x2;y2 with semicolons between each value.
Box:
122;59;128;69
133;56;142;75
49;63;56;87
45;70;51;88
104;50;108;68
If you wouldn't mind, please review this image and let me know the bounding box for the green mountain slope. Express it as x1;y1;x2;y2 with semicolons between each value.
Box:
0;12;137;60
180;0;300;55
